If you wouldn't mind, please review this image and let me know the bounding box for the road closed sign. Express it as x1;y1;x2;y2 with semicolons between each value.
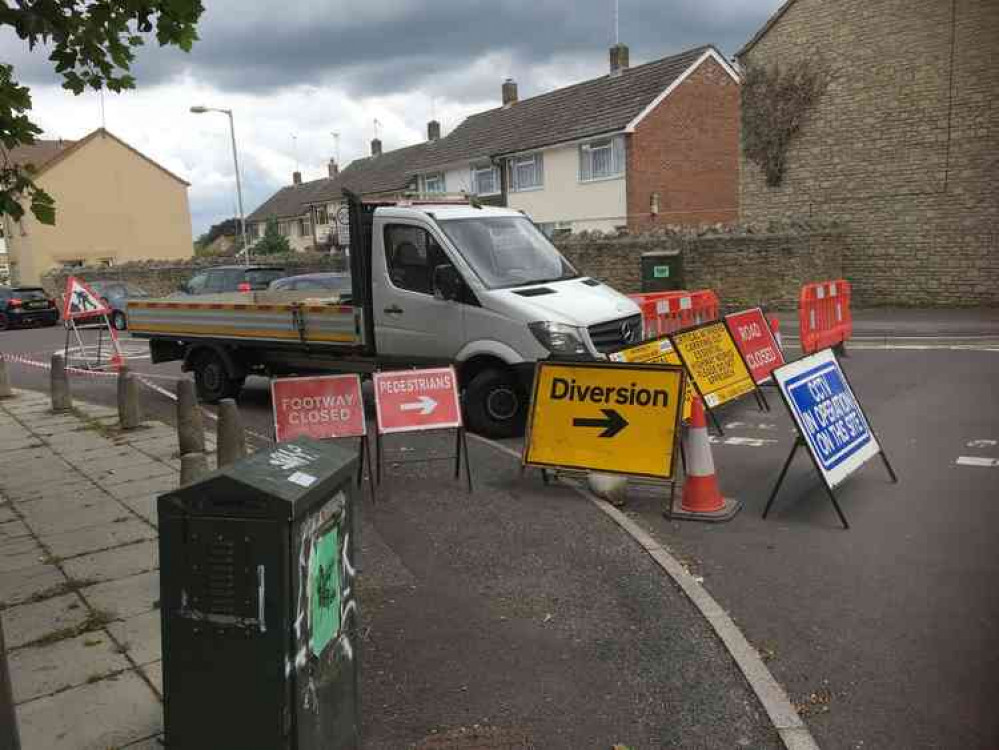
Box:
670;321;756;409
272;374;365;442
774;349;881;489
724;308;785;384
524;361;684;479
609;337;694;421
373;366;462;434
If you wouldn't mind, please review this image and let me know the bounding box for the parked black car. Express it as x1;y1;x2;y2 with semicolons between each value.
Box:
268;272;352;301
0;286;60;330
87;280;151;330
177;265;287;295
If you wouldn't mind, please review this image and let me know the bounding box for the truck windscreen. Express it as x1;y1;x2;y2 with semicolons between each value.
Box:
438;216;578;290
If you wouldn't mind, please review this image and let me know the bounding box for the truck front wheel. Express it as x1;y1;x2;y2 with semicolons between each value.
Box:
192;350;244;403
463;368;527;439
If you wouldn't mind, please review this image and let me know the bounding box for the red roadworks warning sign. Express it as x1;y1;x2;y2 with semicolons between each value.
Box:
724;307;786;384
271;374;365;442
63;276;111;321
373;366;462;434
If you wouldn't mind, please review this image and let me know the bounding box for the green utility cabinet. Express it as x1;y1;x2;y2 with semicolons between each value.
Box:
158;437;360;750
640;250;683;292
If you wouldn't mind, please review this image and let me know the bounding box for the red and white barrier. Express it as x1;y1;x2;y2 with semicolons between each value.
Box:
628;290;720;339
799;280;852;355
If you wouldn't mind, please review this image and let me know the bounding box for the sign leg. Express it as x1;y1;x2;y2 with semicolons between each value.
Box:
375;432;382;486
763;439;801;519
755;388;770;413
708;407;724;437
679;432;687;472
664;478;676;521
461;428;473;493
362;435;376;503
879;451;899;484
356;436;365;487
824;485;850;530
454;427;462;480
96;322;104;367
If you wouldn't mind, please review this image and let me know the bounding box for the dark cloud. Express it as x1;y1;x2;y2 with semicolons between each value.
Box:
7;0;781;99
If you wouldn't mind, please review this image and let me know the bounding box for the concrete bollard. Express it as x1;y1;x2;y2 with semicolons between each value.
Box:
118;371;142;430
216;398;246;468
0;355;13;399
176;378;205;455
50;352;71;412
179;452;209;486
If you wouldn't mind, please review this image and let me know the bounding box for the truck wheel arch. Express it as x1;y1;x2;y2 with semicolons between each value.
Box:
458;355;530;439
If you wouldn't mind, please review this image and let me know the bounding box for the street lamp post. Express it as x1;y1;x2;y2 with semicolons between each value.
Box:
190;105;251;265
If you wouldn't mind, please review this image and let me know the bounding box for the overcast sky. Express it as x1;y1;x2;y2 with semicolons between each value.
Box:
3;0;782;237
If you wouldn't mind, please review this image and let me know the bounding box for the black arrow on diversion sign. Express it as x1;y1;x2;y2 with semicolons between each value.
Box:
572;408;629;438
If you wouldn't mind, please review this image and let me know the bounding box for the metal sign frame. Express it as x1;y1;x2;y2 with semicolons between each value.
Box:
523;360;685;481
669;319;762;433
764;348;897;529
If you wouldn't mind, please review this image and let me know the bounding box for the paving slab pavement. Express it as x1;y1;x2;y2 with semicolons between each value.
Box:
0;388;794;749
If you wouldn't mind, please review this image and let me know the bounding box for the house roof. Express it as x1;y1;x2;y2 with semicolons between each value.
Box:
7;129;190;186
7;140;76;170
429;44;724;162
736;0;798;59
337;141;437;196
245;175;342;222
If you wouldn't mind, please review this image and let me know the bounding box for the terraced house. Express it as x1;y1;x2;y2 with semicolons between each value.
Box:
246;41;741;244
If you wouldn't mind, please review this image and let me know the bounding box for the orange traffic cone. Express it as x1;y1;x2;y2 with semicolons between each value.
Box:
680;396;725;514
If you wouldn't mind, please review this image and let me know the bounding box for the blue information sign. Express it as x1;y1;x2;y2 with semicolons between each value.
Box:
774;349;880;488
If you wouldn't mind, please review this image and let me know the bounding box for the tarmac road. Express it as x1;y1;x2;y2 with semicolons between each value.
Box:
3;312;998;748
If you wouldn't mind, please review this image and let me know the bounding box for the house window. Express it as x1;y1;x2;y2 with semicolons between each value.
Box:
62;259;85;269
421;172;445;194
314;205;329;225
579;136;625;181
97;258;115;267
278;221;290;237
508;153;544;192
297;217;309;237
471;164;500;196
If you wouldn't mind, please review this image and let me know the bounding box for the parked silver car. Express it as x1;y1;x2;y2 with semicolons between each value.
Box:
87;281;151;330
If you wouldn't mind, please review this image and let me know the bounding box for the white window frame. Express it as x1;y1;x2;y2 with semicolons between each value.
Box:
579;135;625;183
297;217;309;237
420;172;445;194
470;163;500;196
314;205;329;225
508;153;544;192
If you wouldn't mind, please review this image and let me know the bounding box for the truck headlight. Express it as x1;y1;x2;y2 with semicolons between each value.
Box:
529;321;589;356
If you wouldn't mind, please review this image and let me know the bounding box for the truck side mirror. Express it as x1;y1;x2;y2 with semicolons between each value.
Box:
433;264;462;301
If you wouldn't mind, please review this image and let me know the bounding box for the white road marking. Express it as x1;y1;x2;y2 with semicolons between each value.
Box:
724;436;780;447
967;439;997;448
956;456;999;468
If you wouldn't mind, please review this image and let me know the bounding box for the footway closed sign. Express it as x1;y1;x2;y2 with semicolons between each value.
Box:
774;349;881;488
524;361;684;479
670;321;756;408
272;374;365;442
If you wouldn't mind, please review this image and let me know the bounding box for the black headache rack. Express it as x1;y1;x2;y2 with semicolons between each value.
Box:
344;189;394;358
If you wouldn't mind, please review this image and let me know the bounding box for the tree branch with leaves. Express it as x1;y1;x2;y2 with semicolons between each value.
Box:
0;0;204;225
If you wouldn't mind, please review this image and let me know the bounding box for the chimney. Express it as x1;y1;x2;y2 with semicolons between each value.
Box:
502;78;518;107
328;159;339;178
292;170;302;185
610;43;630;75
371;138;382;157
427;120;441;141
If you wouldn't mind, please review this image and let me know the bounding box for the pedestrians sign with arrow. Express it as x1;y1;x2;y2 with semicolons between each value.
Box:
524;361;685;479
372;367;462;434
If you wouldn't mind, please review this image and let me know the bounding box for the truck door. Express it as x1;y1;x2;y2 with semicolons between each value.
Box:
373;221;465;362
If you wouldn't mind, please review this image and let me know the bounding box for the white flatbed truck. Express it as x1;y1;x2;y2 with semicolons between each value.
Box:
129;193;642;437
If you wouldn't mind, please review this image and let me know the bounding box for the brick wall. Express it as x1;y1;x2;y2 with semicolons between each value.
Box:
555;225;845;311
738;0;999;306
627;55;740;231
42;253;346;298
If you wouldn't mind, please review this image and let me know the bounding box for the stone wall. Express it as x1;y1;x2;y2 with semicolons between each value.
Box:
555;224;845;311
41;253;346;298
738;0;999;306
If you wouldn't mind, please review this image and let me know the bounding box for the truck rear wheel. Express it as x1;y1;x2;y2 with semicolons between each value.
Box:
463;368;527;439
193;350;244;403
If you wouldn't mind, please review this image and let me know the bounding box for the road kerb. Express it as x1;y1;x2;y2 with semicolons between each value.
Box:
468;432;820;750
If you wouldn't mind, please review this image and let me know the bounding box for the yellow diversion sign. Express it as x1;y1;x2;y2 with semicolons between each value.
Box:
670;321;756;409
524;361;684;480
609;337;694;421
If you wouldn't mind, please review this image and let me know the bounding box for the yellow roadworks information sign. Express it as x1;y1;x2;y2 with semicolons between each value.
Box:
524;361;684;480
670;321;756;409
609;337;694;421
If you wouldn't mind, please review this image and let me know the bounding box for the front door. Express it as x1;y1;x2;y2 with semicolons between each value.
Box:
373;222;465;363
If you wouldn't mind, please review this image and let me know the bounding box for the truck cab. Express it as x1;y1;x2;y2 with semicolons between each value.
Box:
352;196;642;436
